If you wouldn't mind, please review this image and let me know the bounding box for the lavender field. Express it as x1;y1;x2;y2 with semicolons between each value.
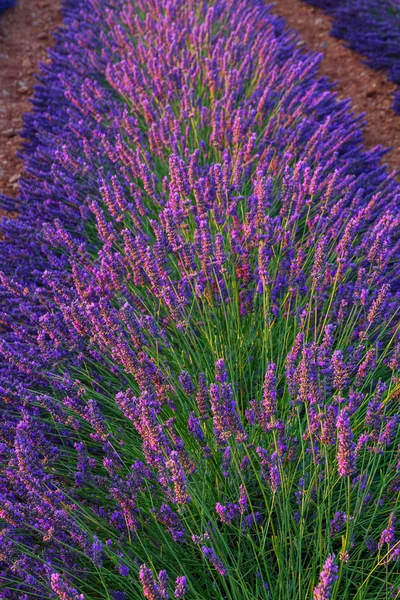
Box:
0;0;399;598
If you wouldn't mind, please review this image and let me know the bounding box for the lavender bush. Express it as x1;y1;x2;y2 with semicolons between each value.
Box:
0;0;399;598
301;0;400;113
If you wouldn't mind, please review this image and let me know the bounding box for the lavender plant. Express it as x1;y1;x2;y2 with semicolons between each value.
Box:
301;0;400;113
0;0;399;598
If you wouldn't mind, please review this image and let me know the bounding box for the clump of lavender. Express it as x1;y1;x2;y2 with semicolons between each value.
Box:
0;0;398;598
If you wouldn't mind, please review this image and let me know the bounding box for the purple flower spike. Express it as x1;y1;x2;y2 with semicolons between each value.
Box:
139;564;167;600
201;547;228;576
378;513;397;549
50;573;86;600
179;370;195;396
313;554;338;600
174;576;187;598
337;408;357;477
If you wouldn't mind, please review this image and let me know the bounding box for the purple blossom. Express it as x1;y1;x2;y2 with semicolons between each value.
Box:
378;513;397;549
337;408;357;477
155;504;185;542
313;555;338;600
50;573;85;600
260;363;277;429
201;547;228;576
174;576;187;599
179;371;195;396
139;565;167;600
166;451;190;505
215;502;240;525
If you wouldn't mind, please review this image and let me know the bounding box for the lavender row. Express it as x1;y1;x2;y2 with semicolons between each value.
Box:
301;0;400;113
0;0;399;598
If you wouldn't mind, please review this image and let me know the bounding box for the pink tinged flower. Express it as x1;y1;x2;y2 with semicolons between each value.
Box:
201;547;228;576
259;363;277;430
50;573;86;600
337;408;357;477
239;485;248;514
166;451;190;505
320;405;338;445
367;283;390;326
195;373;209;419
215;502;240;525
313;555;338;600
378;513;397;549
139;564;167;600
174;576;187;598
331;350;350;391
178;370;195;395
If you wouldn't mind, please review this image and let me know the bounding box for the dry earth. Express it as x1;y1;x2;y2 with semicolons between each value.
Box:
0;0;61;205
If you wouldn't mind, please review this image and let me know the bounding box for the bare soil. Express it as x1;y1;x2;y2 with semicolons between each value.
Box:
0;0;61;205
271;0;400;175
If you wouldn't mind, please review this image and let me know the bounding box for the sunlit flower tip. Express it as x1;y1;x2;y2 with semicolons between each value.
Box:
174;576;187;598
239;485;248;514
167;451;190;505
178;370;195;395
50;573;86;600
313;555;338;600
215;502;240;524
139;564;165;600
215;358;228;383
336;408;357;477
201;547;228;576
378;513;397;549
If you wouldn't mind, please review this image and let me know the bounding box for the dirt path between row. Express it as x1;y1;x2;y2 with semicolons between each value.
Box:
0;0;61;204
271;0;400;175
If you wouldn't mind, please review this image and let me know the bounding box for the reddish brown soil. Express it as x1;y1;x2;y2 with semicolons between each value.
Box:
271;0;400;175
0;0;61;205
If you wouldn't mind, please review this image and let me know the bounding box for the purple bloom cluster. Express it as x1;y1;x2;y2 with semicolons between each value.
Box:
313;555;338;600
0;0;398;597
301;0;400;112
